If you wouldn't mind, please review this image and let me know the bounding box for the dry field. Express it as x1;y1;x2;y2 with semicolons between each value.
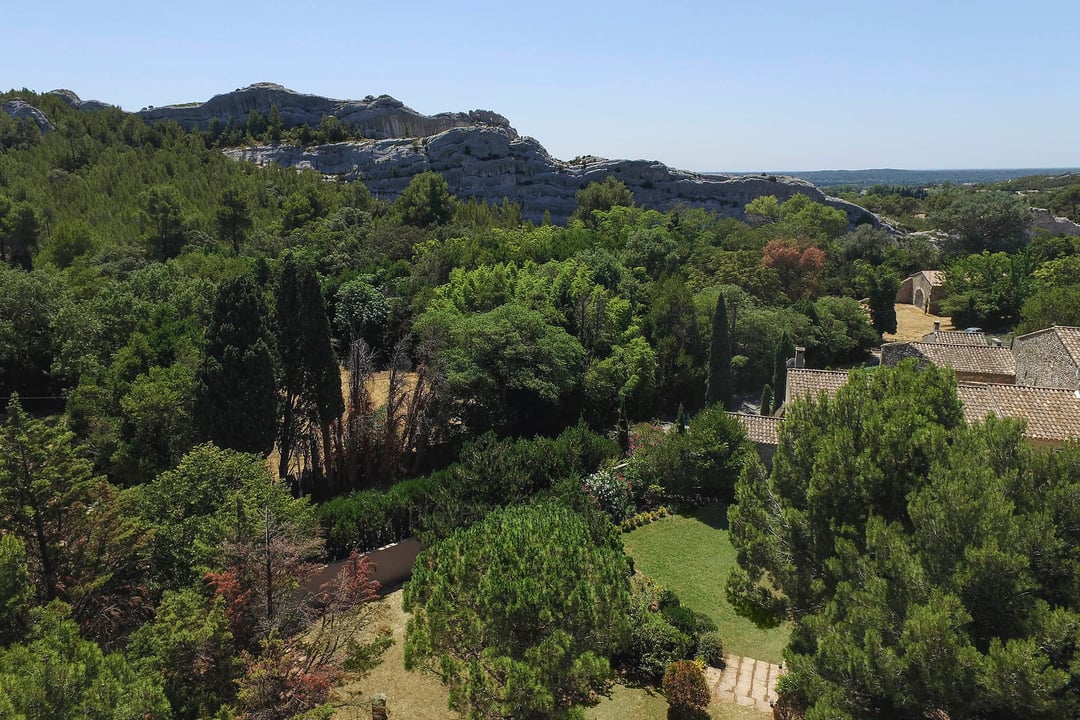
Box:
883;304;955;343
327;589;458;720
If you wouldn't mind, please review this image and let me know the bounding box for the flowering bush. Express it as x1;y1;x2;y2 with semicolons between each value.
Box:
581;468;634;522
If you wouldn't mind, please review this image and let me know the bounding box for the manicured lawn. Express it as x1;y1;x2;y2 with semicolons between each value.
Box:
622;503;790;665
586;683;768;720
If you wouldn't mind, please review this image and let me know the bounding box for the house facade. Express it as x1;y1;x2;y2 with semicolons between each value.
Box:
895;270;946;314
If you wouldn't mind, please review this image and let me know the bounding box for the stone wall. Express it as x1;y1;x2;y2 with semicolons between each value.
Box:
1014;331;1080;389
911;273;943;314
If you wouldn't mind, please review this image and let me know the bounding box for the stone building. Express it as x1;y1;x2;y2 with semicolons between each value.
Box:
895;270;946;314
1013;326;1080;390
727;413;780;467
880;341;1016;384
783;367;1080;449
921;321;988;346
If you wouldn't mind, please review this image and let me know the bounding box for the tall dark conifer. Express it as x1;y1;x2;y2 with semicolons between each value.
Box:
195;276;278;455
771;332;796;411
275;254;343;480
706;291;733;409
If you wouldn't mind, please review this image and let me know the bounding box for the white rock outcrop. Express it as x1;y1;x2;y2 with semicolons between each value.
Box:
1;100;55;132
137;83;515;141
1032;208;1080;237
226;126;877;226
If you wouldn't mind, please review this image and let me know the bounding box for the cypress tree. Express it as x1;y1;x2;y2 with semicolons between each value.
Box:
771;332;796;411
706;291;734;409
760;384;774;416
195;276;278;455
275;255;343;479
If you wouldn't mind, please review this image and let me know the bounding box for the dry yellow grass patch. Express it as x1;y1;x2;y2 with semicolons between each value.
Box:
327;588;458;720
883;304;955;343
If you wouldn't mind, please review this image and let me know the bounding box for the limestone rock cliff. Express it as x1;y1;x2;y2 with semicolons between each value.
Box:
1;100;54;132
137;83;516;141
47;89;114;112
1032;207;1080;237
225;126;876;226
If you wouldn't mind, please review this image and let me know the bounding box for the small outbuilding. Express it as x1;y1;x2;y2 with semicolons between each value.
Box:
895;270;946;314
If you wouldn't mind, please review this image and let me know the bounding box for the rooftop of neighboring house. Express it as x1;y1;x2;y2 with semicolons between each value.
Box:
783;367;1080;446
956;383;1080;444
1015;325;1080;365
785;368;853;402
913;270;945;286
727;412;781;446
920;330;988;346
894;342;1017;378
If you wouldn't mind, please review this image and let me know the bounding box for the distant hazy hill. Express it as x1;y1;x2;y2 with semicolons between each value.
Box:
725;168;1080;189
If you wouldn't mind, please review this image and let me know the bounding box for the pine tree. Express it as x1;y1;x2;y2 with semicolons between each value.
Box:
194;276;278;455
706;291;734;409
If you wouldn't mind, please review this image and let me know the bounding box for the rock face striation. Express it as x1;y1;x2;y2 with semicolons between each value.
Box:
225;126;877;226
1;100;55;132
137;83;516;141
47;89;114;113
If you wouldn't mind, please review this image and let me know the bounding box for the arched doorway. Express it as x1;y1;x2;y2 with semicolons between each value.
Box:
914;287;925;310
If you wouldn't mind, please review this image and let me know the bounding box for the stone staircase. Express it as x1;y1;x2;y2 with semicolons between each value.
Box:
703;654;783;713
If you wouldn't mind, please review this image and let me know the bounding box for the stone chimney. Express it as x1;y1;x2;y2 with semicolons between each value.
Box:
933;320;941;332
993;337;1003;347
794;346;806;369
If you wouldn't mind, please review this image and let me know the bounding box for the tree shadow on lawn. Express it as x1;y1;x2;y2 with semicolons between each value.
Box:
677;501;729;531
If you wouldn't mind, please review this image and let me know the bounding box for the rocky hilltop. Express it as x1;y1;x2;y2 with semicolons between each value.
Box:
137;83;516;142
4;83;877;226
226;126;876;226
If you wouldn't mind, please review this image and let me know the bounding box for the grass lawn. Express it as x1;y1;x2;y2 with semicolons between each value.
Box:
622;503;790;665
586;683;768;720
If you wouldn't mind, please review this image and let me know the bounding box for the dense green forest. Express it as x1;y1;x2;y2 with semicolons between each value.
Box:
3;91;1080;718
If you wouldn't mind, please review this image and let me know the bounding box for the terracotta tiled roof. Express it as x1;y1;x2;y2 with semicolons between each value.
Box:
784;367;1080;444
727;413;780;446
1052;326;1080;366
906;342;1016;377
921;330;988;346
957;383;1080;443
785;368;851;402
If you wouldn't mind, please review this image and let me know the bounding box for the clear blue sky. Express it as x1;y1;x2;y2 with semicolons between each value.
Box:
5;0;1079;172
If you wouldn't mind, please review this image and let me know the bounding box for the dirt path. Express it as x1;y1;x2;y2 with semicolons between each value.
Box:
328;589;458;720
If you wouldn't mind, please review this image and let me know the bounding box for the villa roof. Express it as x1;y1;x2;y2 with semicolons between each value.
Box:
785;368;851;401
905;342;1016;377
727;413;780;446
956;383;1080;444
784;367;1080;445
921;330;988;346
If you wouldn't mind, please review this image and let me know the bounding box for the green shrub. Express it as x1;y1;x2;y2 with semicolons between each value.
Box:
697;631;725;668
622;576;693;681
661;605;716;646
662;660;710;718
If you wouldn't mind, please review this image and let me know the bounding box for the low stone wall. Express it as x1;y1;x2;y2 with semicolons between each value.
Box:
304;537;422;596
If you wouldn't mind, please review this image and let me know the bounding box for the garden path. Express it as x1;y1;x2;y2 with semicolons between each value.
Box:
705;654;783;713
